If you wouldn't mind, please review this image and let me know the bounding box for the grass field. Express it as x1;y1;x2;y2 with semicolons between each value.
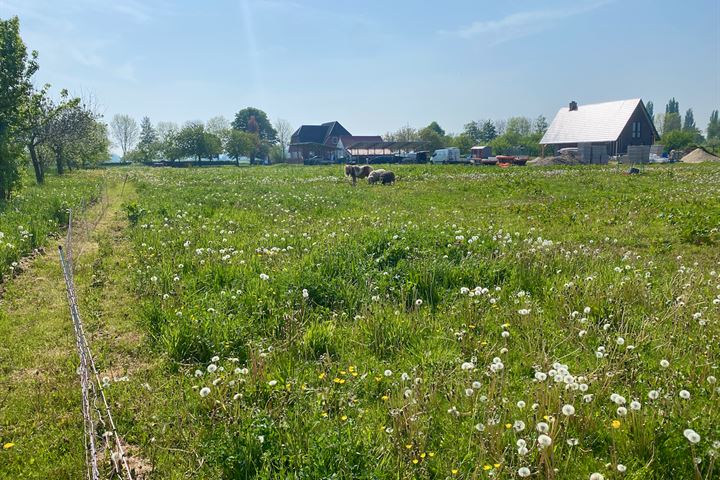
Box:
1;164;719;479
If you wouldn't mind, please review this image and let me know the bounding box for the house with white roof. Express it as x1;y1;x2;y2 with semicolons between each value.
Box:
540;99;659;156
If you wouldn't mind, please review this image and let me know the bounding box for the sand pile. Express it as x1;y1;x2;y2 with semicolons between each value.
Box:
681;148;720;164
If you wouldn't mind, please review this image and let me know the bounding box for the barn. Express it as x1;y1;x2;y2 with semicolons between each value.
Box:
540;99;659;158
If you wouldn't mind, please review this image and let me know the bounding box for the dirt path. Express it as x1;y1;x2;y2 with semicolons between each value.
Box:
0;179;152;478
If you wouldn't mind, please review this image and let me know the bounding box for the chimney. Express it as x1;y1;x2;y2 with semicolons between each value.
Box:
569;101;578;111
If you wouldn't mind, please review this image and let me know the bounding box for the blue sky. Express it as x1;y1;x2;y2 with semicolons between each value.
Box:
2;0;718;138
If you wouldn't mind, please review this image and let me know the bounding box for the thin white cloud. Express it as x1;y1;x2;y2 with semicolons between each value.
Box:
444;0;613;44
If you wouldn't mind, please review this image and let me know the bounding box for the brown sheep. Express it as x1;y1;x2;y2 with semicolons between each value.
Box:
345;164;374;186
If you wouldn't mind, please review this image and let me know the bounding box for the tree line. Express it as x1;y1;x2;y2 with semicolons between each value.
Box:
0;16;110;200
114;109;293;166
385;116;549;157
647;99;720;153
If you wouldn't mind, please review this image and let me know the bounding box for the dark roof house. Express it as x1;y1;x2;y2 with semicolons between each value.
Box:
289;121;384;162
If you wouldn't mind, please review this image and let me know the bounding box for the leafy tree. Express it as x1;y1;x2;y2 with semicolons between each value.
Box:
232;107;277;142
494;119;507;136
452;133;474;154
135;116;158;163
506;117;532;136
418;127;444;153
707;110;720;140
226;130;258;166
110;114;139;158
156;121;179;144
479;120;497;143
175;123;222;165
662;129;696;152
463;121;482;144
665;98;679;114
385;124;419;142
0;16;37;200
664;112;681;133
683;109;696;132
646;101;654;118
426;121;445;137
533;115;548;135
273;118;293;162
20;84;65;183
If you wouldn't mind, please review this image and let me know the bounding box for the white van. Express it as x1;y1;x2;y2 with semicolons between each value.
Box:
430;147;461;164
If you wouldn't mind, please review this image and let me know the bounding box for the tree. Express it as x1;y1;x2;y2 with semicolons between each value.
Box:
479;120;497;143
418;127;444;153
707;110;720;140
683;109;696;132
274;118;293;162
662;129;696;152
135;116;158;163
156;121;179;144
654;113;665;136
232;107;277;142
533;115;548;135
452;133;474;154
646;101;654;118
174;123;221;165
0;16;38;200
506;117;532;136
665;98;679;114
226;130;258;166
385;124;419;142
426;121;445;137
494;119;507;136
20;84;62;184
110;114;139;159
463;121;482;144
206;116;230;137
664;112;682;133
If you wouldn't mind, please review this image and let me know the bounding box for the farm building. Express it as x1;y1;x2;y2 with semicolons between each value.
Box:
288;121;425;163
540;99;659;159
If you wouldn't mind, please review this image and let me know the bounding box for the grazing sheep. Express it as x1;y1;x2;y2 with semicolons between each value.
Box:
367;169;386;184
380;171;396;185
345;164;373;186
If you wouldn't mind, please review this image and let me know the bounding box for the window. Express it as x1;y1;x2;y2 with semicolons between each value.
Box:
632;121;641;139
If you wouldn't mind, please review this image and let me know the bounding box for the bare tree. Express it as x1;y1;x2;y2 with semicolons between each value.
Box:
206;115;230;137
110;114;138;158
156;121;179;144
274;118;293;162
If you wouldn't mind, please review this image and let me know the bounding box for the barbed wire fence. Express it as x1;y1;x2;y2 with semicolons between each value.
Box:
59;199;134;480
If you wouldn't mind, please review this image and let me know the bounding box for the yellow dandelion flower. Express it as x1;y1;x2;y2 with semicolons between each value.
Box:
452;469;458;475
3;443;14;450
405;444;413;449
341;415;348;421
612;420;621;429
412;459;419;464
494;463;500;468
381;395;389;401
340;370;347;375
469;324;476;329
348;366;355;372
428;452;435;457
318;373;326;379
375;376;382;382
321;412;328;417
420;453;426;458
481;341;488;346
334;377;341;383
483;464;492;471
351;372;358;377
505;423;512;429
